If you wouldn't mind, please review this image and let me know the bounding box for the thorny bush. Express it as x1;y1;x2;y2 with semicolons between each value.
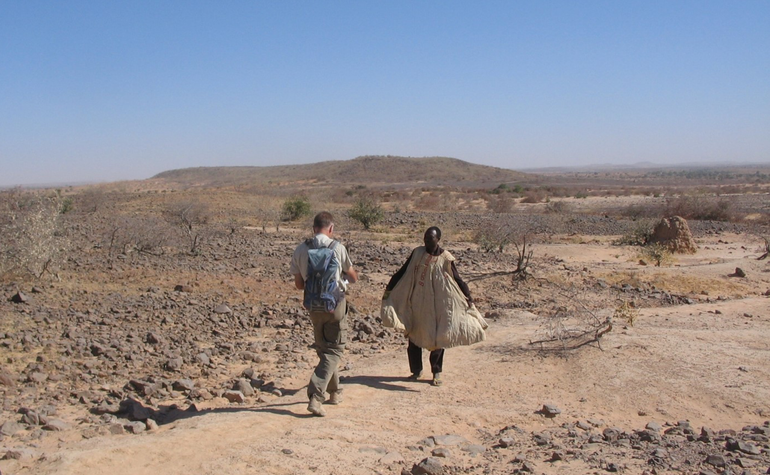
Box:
0;189;68;280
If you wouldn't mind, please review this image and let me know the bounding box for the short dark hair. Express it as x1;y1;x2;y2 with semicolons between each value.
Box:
426;226;441;240
313;211;334;230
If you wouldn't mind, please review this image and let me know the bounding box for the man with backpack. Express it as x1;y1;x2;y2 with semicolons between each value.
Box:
290;211;358;416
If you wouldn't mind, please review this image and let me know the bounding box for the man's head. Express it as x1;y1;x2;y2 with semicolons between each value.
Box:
424;226;441;253
313;211;335;235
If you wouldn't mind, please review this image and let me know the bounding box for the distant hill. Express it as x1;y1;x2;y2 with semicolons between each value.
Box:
152;156;530;188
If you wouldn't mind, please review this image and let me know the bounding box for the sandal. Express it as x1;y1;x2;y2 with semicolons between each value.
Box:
432;373;443;386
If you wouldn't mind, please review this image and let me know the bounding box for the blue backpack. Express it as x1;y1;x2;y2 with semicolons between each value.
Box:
303;239;342;313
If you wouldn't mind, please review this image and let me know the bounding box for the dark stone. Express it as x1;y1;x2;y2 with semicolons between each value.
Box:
431;447;451;458
10;291;28;304
172;379;195;392
705;453;727;467
411;457;443;475
120;398;151;421
540;404;561;417
42;419;68;431
146;332;163;344
223;390;245;403
164;357;183;371
124;421;146;434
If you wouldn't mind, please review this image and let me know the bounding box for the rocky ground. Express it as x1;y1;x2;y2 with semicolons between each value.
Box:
1;207;769;474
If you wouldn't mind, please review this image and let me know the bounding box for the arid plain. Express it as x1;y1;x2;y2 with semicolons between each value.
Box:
1;157;769;474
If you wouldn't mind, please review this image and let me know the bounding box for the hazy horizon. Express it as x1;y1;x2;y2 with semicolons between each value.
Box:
2;1;769;187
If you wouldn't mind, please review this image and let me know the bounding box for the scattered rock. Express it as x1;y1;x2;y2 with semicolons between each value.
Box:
0;421;24;436
172;379;195;392
214;304;232;314
234;379;255;397
42;419;69;431
539;404;561;418
164;357;184;372
223;390;245;403
411;457;443;475
380;451;404;465
645;421;662;432
0;372;15;387
431;447;451;458
124;421;146;434
431;434;469;446
10;291;29;304
705;453;727;467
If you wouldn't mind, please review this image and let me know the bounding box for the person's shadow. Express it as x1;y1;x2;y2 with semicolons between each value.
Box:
340;374;421;392
109;376;419;427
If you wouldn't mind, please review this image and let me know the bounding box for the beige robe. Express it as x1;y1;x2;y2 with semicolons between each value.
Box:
380;247;487;350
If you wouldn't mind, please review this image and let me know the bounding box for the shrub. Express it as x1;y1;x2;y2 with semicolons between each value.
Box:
619;203;664;219
347;196;383;230
60;197;74;214
163;201;212;254
490;184;510;195
521;190;546;204
282;196;311;221
663;195;741;222
0;190;67;279
614;220;654;246
473;224;513;253
106;216;173;259
613;300;639;326
639;243;672;267
415;194;441;211
490;196;513;213
544;200;570;214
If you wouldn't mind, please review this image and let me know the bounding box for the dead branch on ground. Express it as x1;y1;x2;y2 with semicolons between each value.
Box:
758;236;769;260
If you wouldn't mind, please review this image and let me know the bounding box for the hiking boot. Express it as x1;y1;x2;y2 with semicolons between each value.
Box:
432;373;443;386
327;391;343;405
307;397;326;417
407;372;422;381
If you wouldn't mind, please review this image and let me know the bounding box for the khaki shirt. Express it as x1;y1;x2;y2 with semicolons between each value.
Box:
290;234;354;292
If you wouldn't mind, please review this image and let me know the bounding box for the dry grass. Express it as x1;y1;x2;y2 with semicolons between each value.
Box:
597;270;753;297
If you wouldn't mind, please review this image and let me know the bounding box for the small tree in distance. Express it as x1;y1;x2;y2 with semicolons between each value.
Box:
282;196;311;222
164;200;211;254
348;196;383;230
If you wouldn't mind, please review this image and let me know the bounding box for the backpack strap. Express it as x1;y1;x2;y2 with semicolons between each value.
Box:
305;238;338;251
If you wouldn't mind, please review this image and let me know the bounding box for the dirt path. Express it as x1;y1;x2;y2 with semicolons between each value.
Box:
28;297;770;475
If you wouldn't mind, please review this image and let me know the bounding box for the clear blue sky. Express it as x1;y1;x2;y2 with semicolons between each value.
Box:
1;1;769;186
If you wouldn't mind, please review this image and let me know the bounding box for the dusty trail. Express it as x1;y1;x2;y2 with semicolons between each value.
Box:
31;297;770;475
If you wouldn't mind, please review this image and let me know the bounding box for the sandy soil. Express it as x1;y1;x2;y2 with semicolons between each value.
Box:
4;232;770;475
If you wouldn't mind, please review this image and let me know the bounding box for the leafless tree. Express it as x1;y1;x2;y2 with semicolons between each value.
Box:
164;201;211;254
512;233;533;275
74;187;107;214
0;189;67;280
529;284;614;352
106;216;172;262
